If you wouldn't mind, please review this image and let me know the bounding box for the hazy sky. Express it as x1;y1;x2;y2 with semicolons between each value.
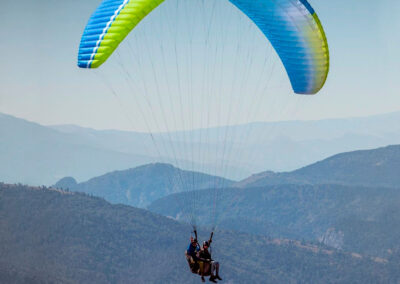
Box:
1;0;399;131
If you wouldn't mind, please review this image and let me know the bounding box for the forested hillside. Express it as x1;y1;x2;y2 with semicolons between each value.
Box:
1;183;399;283
149;184;400;257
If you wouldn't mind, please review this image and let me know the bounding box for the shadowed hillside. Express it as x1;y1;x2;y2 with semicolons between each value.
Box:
149;183;400;257
151;145;400;257
54;163;234;208
1;183;399;283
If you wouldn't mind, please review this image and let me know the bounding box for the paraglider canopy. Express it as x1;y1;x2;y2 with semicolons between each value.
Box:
78;0;329;94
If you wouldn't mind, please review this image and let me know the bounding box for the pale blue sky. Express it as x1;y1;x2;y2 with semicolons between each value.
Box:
0;0;399;131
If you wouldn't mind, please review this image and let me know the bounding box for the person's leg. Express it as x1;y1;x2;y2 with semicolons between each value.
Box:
208;262;217;283
215;262;222;280
199;262;205;282
210;261;216;276
199;261;204;275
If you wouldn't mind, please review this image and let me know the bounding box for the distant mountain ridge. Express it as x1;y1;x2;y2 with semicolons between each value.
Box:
2;111;400;185
0;112;155;185
55;163;234;208
1;183;399;283
51;111;400;178
237;144;400;188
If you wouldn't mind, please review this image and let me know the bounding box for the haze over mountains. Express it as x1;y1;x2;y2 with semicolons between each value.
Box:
49;143;400;259
2;184;399;284
2;111;400;185
3;116;400;282
54;163;233;208
149;145;400;257
237;144;400;188
0;113;153;185
54;144;400;210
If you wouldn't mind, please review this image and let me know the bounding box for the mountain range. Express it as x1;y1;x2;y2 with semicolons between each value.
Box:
2;111;400;185
50;111;400;179
0;113;154;185
149;145;400;257
1;183;399;283
149;183;400;257
54;163;233;208
236;144;400;188
49;144;400;258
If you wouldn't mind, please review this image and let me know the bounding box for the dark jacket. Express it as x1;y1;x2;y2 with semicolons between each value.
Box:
199;248;212;262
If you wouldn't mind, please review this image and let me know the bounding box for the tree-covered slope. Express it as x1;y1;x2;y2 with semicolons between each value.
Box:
149;184;400;257
54;163;233;208
237;145;400;188
1;183;399;283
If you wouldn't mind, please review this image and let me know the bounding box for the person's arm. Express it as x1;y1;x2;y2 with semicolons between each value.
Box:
207;250;213;262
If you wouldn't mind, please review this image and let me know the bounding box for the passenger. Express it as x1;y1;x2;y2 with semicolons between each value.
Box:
199;241;222;283
186;237;200;274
